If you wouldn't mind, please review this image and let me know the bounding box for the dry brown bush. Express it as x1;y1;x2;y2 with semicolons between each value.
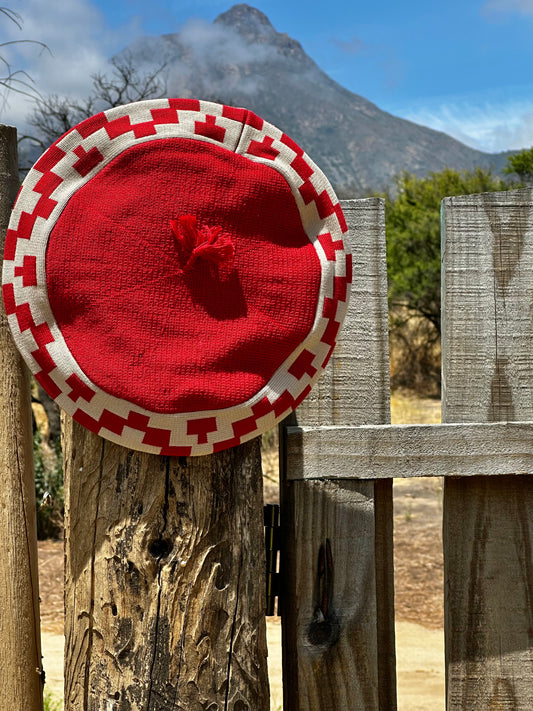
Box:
389;309;441;398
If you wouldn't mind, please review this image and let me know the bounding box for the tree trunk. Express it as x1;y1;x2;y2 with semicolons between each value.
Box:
63;415;269;710
0;124;43;709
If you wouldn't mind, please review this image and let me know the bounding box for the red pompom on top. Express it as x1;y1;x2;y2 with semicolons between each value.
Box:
170;215;235;272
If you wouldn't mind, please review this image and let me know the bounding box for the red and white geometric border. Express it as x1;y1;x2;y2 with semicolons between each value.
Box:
2;99;351;456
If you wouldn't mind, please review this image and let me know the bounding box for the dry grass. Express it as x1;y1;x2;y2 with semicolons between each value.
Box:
390;390;441;425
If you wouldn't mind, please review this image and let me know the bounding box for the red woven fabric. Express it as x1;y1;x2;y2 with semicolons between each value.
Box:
46;138;320;414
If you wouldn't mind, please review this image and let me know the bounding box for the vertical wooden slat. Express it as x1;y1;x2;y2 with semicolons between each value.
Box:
0;125;43;709
280;198;396;710
442;188;533;710
63;417;269;710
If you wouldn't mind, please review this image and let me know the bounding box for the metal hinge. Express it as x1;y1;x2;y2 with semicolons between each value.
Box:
264;504;281;616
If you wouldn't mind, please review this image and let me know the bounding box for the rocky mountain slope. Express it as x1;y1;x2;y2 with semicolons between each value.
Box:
120;4;509;195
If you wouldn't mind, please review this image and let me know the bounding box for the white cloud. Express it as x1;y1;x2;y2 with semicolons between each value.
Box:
482;0;533;15
0;0;142;132
390;91;533;153
3;1;530;158
178;17;275;65
145;17;284;100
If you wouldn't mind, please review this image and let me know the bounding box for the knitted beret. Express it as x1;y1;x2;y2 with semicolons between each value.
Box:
2;99;351;456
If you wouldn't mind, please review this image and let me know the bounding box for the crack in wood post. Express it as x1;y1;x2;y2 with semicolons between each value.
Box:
224;550;243;710
83;440;106;711
145;458;171;711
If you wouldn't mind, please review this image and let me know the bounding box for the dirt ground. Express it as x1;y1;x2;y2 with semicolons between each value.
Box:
39;393;445;709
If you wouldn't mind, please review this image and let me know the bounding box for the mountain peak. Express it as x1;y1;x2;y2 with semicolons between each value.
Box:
214;4;309;64
214;4;275;41
115;5;508;195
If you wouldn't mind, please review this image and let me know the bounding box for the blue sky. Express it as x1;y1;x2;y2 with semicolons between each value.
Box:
2;0;533;153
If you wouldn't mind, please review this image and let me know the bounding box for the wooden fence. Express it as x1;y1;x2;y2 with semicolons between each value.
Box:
280;191;533;710
1;120;532;709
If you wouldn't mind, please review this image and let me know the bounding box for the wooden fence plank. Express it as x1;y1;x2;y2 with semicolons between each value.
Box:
441;188;533;710
279;198;396;710
0;125;43;711
63;416;269;710
285;421;533;480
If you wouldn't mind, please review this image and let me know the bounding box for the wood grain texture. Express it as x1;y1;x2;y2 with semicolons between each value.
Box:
63;416;269;711
441;189;533;710
285;421;533;480
280;198;396;710
0;124;44;711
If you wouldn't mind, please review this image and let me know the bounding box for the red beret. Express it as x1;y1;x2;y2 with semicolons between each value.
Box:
2;99;351;455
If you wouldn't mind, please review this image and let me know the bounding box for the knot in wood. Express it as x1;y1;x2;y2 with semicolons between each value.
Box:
307;607;340;649
147;538;173;560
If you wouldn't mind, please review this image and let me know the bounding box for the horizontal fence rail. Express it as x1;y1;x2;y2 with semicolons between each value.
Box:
285;421;533;480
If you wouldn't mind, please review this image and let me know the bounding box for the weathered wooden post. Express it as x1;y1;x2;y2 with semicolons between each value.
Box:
442;188;533;709
62;418;268;708
280;198;396;710
0;125;43;709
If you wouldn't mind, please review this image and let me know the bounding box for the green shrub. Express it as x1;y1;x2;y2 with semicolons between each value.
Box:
34;430;64;539
382;167;516;394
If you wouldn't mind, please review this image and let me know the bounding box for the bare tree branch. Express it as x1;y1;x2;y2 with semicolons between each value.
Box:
27;56;167;148
0;6;49;100
19;56;167;175
0;6;23;30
